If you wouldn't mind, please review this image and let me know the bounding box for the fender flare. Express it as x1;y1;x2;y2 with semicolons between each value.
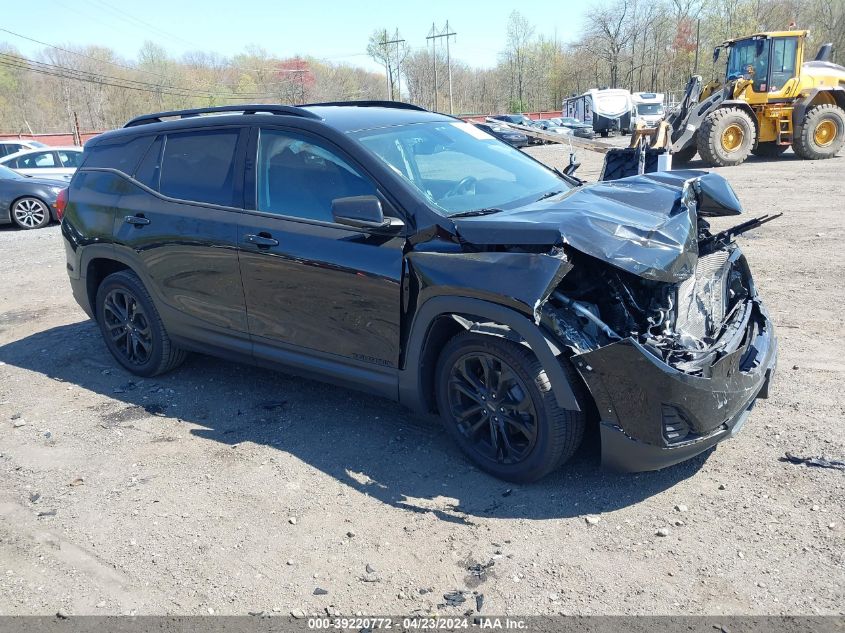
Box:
792;87;845;129
398;296;581;415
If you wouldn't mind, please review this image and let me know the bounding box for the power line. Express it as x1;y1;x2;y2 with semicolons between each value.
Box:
0;27;313;92
0;53;289;101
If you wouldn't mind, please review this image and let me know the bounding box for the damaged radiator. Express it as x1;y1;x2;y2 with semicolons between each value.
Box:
674;251;731;341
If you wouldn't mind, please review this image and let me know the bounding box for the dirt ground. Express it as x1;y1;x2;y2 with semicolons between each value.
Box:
0;143;843;617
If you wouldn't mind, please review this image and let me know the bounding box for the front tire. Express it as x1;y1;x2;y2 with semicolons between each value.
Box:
697;107;755;167
792;104;845;160
11;197;50;229
95;271;187;377
435;332;586;483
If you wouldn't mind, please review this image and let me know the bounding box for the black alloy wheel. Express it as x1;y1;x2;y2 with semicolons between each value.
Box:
102;288;153;366
447;351;539;465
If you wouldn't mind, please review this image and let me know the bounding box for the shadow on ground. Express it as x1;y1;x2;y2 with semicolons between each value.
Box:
0;320;711;523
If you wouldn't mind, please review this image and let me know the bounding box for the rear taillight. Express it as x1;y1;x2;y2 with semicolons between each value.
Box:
54;188;68;220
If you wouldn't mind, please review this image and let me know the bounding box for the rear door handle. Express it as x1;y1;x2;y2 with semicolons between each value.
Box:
245;233;279;247
124;215;150;226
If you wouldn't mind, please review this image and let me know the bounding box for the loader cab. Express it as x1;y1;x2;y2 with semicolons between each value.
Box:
722;32;805;100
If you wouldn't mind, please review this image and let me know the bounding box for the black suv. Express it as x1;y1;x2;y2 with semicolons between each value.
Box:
62;102;777;482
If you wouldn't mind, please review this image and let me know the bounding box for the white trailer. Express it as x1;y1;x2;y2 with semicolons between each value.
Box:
630;92;666;129
563;88;632;137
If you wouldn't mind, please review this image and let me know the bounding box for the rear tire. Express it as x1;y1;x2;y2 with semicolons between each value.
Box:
792;104;845;160
95;271;187;377
751;142;789;158
697;107;755;167
435;332;586;483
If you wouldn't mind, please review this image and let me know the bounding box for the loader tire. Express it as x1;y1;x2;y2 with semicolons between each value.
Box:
697;107;755;167
792;104;845;160
751;142;789;158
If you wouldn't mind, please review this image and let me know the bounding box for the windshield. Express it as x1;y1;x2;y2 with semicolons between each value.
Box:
727;38;770;91
0;165;23;180
636;104;664;115
352;121;568;216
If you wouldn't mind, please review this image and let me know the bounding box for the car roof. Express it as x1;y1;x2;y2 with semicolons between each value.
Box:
90;104;455;147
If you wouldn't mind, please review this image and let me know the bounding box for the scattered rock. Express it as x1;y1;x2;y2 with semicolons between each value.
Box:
792;365;799;370
313;587;328;596
674;520;685;527
288;517;297;525
96;601;106;609
207;607;215;615
55;610;69;620
811;504;820;511
656;527;671;537
346;530;356;538
501;489;513;497
718;484;727;491
674;504;688;512
37;510;57;518
365;563;376;574
419;588;431;595
286;559;294;566
13;420;27;428
475;594;484;612
29;492;41;503
443;590;466;606
69;477;84;487
548;593;560;602
290;609;305;619
584;515;601;525
828;523;836;530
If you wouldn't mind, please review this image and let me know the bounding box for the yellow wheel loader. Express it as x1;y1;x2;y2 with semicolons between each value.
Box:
667;30;845;167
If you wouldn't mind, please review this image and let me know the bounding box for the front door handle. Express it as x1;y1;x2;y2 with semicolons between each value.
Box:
124;215;150;226
245;233;279;247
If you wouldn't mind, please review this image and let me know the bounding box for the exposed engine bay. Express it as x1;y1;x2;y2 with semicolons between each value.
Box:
539;241;754;376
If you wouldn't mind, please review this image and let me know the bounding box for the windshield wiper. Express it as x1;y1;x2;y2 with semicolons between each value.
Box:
536;189;563;201
449;207;504;218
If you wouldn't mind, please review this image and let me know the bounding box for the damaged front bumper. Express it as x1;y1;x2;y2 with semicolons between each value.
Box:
571;297;777;472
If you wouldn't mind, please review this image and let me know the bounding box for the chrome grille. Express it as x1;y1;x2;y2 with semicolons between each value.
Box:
675;251;730;341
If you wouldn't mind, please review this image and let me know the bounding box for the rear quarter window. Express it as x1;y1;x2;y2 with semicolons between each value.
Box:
82;135;156;174
158;129;240;207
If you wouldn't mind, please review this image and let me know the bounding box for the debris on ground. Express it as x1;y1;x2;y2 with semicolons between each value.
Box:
781;453;845;471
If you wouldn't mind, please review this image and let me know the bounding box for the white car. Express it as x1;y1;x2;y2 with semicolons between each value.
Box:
0;139;48;159
0;146;83;180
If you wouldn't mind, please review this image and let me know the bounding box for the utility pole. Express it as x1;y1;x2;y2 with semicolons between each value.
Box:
380;31;405;100
426;21;457;113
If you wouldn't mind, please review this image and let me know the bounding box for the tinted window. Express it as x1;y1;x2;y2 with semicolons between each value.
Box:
83;135;155;173
57;150;83;167
134;136;163;190
257;129;376;222
159;129;239;206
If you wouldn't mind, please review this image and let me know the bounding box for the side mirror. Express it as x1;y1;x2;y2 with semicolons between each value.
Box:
713;47;721;63
332;195;401;231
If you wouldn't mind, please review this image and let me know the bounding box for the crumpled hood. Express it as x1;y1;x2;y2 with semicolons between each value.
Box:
452;171;740;283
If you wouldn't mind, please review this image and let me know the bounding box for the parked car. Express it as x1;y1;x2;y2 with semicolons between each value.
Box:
0;165;65;229
490;114;543;144
472;122;530;148
557;117;597;139
0;146;83;180
62;102;777;482
0;139;49;159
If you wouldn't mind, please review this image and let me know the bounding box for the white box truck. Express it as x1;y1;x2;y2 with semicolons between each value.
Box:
630;92;665;129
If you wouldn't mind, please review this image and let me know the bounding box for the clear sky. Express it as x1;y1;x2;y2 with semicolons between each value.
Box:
1;0;590;72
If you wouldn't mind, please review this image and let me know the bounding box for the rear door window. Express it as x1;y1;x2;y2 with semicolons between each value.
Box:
159;129;240;207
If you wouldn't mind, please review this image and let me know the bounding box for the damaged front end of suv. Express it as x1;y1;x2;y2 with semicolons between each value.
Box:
441;170;777;472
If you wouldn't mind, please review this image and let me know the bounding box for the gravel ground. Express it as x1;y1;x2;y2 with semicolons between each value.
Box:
0;143;843;617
